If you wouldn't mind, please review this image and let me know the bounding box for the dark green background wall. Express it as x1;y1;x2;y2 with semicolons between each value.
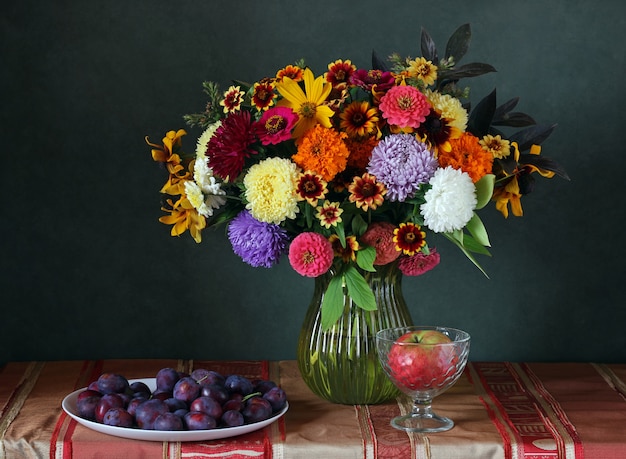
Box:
2;0;625;365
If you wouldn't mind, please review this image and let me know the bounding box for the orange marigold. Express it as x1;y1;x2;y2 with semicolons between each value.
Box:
345;136;379;170
292;125;349;181
437;132;494;183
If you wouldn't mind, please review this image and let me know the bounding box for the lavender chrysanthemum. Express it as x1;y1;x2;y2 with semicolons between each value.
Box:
228;210;290;268
367;134;437;202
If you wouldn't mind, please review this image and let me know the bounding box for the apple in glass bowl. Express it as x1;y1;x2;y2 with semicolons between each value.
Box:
376;326;470;433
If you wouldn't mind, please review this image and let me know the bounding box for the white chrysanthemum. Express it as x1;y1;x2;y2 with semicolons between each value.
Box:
193;156;225;196
420;166;477;233
195;121;222;159
184;179;225;218
424;89;468;132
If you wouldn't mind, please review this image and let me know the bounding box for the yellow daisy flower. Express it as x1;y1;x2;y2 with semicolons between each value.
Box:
275;68;335;140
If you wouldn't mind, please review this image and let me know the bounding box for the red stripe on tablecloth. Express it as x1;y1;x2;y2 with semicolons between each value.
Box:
471;362;583;459
517;363;584;459
180;360;275;459
49;360;104;459
467;363;520;458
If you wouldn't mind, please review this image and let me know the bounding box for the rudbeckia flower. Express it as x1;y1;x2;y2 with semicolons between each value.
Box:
339;100;380;138
252;80;276;111
276;68;335;139
296;171;328;206
348;172;386;211
393;222;426;256
329;234;359;263
315;201;343;229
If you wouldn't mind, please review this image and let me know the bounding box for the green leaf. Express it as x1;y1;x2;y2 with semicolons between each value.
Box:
466;213;491;247
445;23;471;63
475;174;495;210
443;232;490;278
356;246;377;272
462;233;492;256
334;222;346;248
321;275;345;330
351;213;369;237
344;266;377;311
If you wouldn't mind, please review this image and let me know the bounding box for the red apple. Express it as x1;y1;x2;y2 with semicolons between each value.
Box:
387;330;459;390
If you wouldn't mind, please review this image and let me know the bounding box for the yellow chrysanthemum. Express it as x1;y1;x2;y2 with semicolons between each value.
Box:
243;157;300;224
275;68;335;140
407;57;438;86
424;89;468;132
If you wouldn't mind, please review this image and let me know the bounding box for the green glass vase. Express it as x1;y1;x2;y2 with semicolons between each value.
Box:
296;263;413;404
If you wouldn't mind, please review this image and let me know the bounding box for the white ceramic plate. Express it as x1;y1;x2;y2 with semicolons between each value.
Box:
61;378;288;442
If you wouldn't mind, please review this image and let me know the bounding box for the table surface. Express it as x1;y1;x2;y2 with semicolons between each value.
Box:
1;359;625;459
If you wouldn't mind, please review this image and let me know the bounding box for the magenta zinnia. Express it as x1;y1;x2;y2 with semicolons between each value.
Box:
378;85;431;129
398;248;441;276
288;232;334;277
252;106;298;146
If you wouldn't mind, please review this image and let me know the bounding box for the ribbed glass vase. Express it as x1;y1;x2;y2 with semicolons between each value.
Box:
296;262;413;404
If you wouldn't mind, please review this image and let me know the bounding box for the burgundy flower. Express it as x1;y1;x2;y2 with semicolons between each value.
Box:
206;111;256;180
349;69;395;93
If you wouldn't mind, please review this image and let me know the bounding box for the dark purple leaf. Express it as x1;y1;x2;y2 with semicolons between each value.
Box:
445;23;472;63
421;27;437;62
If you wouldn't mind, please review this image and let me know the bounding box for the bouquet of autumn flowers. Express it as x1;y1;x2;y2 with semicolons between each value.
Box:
147;24;568;329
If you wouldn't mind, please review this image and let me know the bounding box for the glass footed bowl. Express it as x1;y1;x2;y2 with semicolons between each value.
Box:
375;325;470;433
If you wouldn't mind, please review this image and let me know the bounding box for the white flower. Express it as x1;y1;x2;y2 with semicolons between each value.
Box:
195;121;222;159
184;179;225;218
420;166;477;233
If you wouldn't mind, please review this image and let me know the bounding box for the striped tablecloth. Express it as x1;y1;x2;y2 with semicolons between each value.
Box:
1;359;625;458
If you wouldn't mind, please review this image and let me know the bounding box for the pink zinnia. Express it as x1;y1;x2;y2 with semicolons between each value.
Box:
288;232;334;277
398;248;441;276
360;222;400;265
378;85;431;129
252;106;298;146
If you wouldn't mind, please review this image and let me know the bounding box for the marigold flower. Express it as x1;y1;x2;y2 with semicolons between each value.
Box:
348;172;386;211
292;124;350;181
288;232;334;277
315;200;343;229
438;132;494;183
296;171;328;206
398;248;441;276
220;85;245;113
275;68;334;139
378;85;431;129
360;222;400;265
252;106;298;146
329;234;359;263
480;134;511;159
393;222;426;256
244;157;300;224
339;100;380;138
407;57;438;86
252;80;276;111
345;136;379;170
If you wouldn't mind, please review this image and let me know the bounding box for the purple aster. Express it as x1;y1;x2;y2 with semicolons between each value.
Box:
228;210;290;268
367;134;438;202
